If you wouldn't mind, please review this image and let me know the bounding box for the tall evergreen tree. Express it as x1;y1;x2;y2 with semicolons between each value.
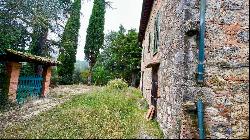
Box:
84;0;106;85
58;0;81;85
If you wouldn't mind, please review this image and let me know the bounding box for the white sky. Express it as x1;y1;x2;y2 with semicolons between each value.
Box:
76;0;143;61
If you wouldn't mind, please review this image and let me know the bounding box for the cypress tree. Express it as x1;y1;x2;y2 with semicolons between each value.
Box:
58;0;81;85
84;0;106;85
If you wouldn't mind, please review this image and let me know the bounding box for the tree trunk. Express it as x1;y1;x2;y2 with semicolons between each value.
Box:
35;65;43;75
88;65;92;86
34;27;48;76
131;72;136;87
38;28;48;56
87;73;92;86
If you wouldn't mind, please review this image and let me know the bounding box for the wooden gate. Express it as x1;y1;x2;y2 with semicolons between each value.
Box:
16;75;43;104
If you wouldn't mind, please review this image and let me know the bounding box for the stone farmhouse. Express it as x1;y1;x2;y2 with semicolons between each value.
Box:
138;0;249;139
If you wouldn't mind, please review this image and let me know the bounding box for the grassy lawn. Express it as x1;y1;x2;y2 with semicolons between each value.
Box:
0;86;164;139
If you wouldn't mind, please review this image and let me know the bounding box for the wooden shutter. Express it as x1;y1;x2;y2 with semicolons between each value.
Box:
153;12;160;54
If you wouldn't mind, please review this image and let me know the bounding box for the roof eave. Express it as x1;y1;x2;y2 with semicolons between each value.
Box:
2;49;61;66
138;0;154;46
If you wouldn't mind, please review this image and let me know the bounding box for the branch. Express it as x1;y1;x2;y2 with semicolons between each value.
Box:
104;1;116;9
5;0;24;13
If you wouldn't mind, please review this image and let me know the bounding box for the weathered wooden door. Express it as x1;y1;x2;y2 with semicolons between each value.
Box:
151;65;159;118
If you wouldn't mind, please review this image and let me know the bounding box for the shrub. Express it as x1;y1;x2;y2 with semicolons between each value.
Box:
19;63;36;76
50;67;59;87
80;69;90;84
50;76;59;88
92;65;112;85
72;69;83;84
106;79;128;91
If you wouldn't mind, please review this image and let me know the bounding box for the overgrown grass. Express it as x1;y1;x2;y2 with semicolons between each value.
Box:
0;86;164;139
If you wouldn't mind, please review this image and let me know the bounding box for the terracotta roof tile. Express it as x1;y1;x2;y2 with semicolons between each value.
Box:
0;49;61;66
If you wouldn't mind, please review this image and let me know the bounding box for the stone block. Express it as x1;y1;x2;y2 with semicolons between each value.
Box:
222;0;244;10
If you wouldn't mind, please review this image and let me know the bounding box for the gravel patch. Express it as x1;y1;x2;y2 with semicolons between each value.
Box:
0;85;92;132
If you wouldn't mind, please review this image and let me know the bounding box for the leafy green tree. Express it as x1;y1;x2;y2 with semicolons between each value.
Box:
93;25;142;87
84;0;106;85
0;0;71;53
112;26;141;87
26;0;71;75
57;0;81;85
0;21;29;53
28;0;72;56
0;0;72;75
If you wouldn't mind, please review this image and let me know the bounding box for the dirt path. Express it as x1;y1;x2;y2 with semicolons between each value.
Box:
0;85;93;132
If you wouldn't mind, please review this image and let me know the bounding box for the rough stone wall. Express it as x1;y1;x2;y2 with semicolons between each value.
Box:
140;0;249;139
204;0;249;138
